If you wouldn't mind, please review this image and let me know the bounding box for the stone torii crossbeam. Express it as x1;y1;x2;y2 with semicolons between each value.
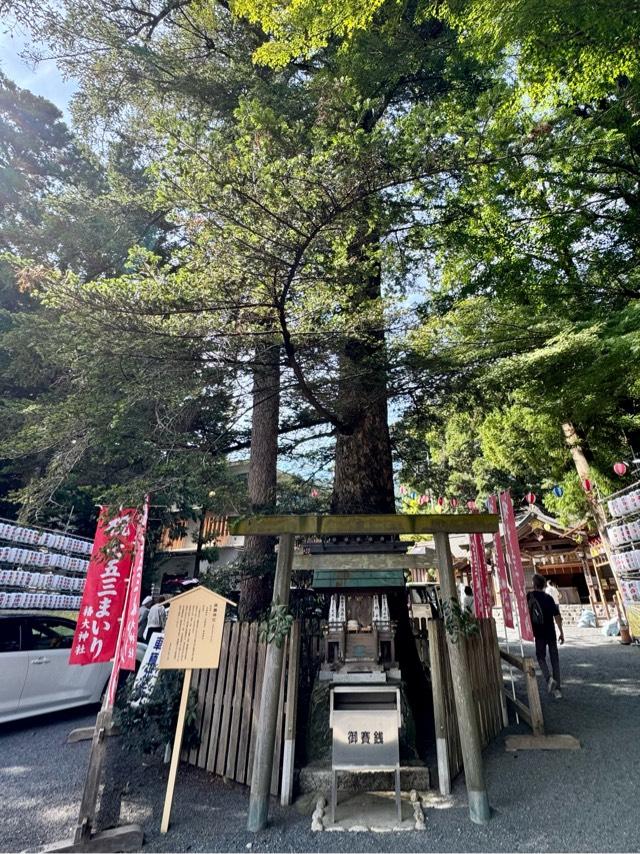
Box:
229;513;499;831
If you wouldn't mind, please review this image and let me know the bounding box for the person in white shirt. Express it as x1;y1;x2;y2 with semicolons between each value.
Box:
144;596;168;642
138;596;153;640
545;580;561;606
461;585;474;612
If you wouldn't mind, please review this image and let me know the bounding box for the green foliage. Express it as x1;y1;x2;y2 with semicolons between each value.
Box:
259;603;294;647
114;671;199;756
442;597;479;643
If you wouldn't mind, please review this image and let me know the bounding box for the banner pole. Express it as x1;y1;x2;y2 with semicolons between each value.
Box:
105;574;132;710
494;494;521;721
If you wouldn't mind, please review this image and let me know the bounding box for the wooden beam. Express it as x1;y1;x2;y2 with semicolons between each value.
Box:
504;691;533;729
247;533;295;832
505;734;581;751
434;532;491;825
230;513;499;536
291;552;436;570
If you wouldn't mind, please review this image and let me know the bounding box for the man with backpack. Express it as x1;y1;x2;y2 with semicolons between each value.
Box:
528;573;565;698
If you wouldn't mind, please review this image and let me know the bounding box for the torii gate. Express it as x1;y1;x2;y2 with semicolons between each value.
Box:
229;512;499;831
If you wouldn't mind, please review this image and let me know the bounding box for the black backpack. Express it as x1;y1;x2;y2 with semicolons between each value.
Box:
528;593;545;626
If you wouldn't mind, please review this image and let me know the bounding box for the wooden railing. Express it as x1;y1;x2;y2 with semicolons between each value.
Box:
500;650;544;736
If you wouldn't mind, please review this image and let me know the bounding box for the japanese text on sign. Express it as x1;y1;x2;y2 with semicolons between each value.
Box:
159;587;230;670
69;508;138;665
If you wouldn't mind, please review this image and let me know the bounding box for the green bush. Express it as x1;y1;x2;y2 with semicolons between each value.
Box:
114;670;200;756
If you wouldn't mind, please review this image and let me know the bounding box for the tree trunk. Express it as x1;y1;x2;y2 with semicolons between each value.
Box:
562;422;610;543
561;421;619;583
239;341;280;620
331;241;395;514
332;399;395;513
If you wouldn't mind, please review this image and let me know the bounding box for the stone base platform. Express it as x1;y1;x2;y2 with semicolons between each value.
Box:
298;762;430;795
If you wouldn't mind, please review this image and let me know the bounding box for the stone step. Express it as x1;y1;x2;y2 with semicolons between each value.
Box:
298;763;431;795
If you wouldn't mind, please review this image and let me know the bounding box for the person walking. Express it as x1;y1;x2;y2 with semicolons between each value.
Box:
138;595;153;640
144;596;168;642
461;585;474;612
545;578;562;606
528;573;564;698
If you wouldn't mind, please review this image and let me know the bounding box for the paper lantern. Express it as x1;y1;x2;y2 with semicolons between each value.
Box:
310;488;319;498
525;491;536;504
399;485;407;495
466;500;477;510
552;485;564;498
583;478;592;492
419;494;428;505
450;498;458;508
614;462;628;477
437;496;444;506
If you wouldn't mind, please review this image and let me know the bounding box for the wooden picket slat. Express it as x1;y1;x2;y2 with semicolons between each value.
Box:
196;668;216;769
247;638;267;785
206;621;232;772
236;622;258;784
226;622;250;779
270;633;288;796
216;621;240;776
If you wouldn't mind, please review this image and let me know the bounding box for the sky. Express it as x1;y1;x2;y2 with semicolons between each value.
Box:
1;20;75;120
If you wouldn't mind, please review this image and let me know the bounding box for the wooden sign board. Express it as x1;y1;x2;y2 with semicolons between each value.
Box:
159;585;235;834
158;586;235;671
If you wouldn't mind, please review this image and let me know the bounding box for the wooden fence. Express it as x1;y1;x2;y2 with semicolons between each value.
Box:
428;617;506;793
184;619;300;799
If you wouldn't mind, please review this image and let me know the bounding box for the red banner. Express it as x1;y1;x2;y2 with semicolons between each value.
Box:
487;495;514;629
499;490;533;641
468;533;492;618
118;498;149;673
69;508;139;665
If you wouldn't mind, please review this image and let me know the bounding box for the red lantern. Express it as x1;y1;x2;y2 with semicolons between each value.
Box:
419;494;427;505
525;491;536;504
583;478;592;492
437;496;444;506
450;497;458;508
614;462;628;477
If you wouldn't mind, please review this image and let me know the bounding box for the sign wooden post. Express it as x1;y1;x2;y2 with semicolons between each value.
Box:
157;586;235;834
160;668;192;834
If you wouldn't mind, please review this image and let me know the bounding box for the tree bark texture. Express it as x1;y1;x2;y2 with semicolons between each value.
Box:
239;341;280;620
561;421;617;571
331;238;395;515
562;421;629;609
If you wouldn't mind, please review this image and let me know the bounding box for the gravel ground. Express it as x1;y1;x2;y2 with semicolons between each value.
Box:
1;625;639;853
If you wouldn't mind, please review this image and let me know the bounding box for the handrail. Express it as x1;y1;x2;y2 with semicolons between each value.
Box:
499;649;545;736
